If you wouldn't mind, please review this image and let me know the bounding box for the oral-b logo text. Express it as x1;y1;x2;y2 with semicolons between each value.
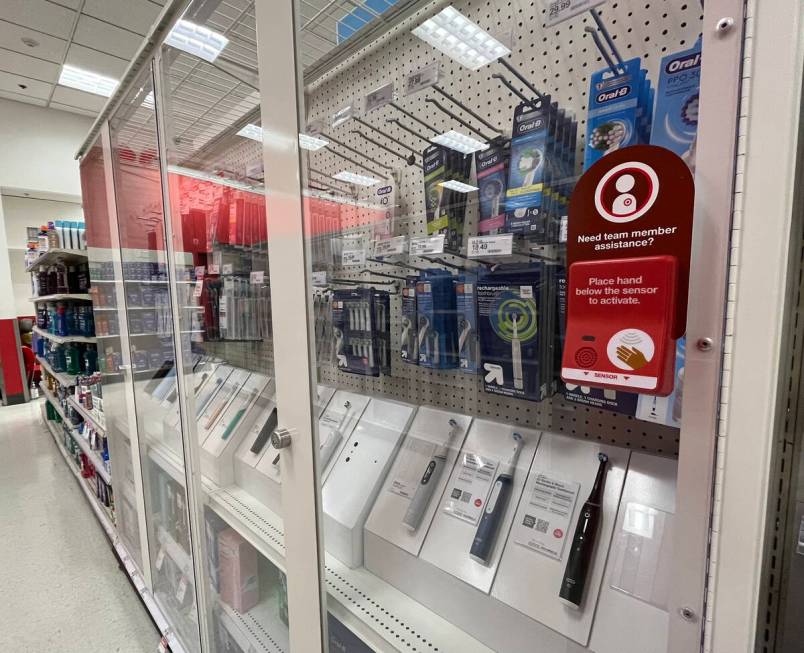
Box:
597;86;630;103
666;53;701;74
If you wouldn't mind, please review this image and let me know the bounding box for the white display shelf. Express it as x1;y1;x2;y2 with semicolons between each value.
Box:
40;404;190;653
26;248;87;271
156;525;193;578
29;293;92;303
33;326;96;344
206;485;492;653
66;395;105;435
216;595;289;653
37;355;80;387
93;305;200;311
41;384;111;484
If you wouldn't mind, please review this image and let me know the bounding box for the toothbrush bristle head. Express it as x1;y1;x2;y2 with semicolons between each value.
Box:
598;452;608;463
512;432;523;442
449;418;458;427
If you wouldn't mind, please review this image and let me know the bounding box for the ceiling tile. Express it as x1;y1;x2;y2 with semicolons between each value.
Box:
82;0;162;37
51;85;107;111
0;89;47;107
64;43;128;80
0;20;67;62
0;0;77;39
0;69;52;99
73;14;144;60
0;48;60;83
49;101;97;117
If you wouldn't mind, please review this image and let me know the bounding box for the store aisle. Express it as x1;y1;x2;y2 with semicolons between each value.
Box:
0;401;158;653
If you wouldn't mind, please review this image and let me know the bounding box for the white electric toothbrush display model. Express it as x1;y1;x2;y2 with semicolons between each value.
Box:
417;315;431;362
513;149;542;218
319;401;353;469
470;432;524;564
511;313;523;390
403;419;462;531
458;317;473;365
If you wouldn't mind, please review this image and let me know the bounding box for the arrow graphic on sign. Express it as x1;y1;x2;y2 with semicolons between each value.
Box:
484;363;504;385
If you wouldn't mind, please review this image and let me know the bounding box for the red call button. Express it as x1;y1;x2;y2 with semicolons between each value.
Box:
561;256;678;396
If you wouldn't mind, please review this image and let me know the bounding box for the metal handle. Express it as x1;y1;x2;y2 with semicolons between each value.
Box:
271;427;292;450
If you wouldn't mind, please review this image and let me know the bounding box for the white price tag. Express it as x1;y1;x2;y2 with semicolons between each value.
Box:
409;234;445;256
405;63;440;95
513;473;580;559
467;233;514;258
207;264;220;275
365;82;394;113
194;266;205;278
544;0;606;27
342;248;366;267
193;280;203;298
222;263;233;275
332;104;354;128
250;270;265;284
312;271;328;286
155;546;166;571
443;452;498;525
372;236;407;257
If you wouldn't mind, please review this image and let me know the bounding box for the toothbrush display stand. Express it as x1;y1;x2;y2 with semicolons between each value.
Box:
365;407;473;556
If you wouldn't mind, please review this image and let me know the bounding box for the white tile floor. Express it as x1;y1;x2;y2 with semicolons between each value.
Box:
0;400;159;653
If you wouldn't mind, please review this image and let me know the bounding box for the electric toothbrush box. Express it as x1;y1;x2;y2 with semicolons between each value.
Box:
504;99;550;239
456;273;478;373
423;145;449;237
417;420;540;593
583;57;643;171
322;397;415;568
415;271;457;369
475;142;509;235
400;277;418;365
332;288;380;376
364;407;472;557
491;433;629;646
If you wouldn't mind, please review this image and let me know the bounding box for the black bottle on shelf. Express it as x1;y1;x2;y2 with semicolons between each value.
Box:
559;452;609;608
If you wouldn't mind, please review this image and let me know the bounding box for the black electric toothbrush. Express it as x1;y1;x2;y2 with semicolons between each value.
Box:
559;452;609;608
470;432;524;564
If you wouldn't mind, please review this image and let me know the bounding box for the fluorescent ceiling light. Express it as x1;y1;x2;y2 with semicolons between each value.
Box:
299;133;329;151
333;171;381;186
440;179;478;193
142;91;154;109
165;19;228;63
431;130;489;154
58;64;118;97
412;6;511;71
237;124;263;141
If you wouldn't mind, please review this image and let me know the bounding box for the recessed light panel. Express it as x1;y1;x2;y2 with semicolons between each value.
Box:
333;171;381;186
58;64;118;97
165;19;229;63
440;179;479;193
430;130;489;154
237;124;263;142
299;133;329;151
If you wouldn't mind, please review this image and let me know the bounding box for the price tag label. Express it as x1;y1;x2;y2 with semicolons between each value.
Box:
467;233;514;258
207;264;220;275
194;266;205;278
193;280;203;299
365;82;394;113
373;236;407;257
332;104;354;128
544;0;605;27
342;248;366;267
409;234;445;256
312;271;328;286
250;270;265;284
405;63;439;96
222;263;233;275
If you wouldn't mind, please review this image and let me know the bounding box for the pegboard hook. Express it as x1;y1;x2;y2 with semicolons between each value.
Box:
584;26;620;77
491;73;540;110
390;102;439;135
424;98;495;142
321;132;392;172
589;8;624;68
432;85;501;135
353;117;422;157
496;59;545;102
350;129;421;167
385;118;430;144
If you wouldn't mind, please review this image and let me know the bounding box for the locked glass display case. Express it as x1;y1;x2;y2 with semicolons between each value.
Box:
74;0;750;651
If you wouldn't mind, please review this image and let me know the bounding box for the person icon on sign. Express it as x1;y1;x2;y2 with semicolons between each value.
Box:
611;173;637;216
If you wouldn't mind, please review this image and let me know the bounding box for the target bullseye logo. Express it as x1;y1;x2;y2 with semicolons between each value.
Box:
594;161;660;224
575;347;598;368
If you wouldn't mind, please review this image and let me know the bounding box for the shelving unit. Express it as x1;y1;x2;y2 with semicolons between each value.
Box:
29;293;92;303
67;395;105;433
37;355;81;387
33;326;96;345
26;248;88;271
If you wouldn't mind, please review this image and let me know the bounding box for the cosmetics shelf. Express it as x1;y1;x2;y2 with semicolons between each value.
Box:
26;248;88;272
41;384;111;484
40;404;190;653
206;485;491;653
66;395;105;435
216;595;289;653
37;355;81;387
29;293;92;303
33;326;96;345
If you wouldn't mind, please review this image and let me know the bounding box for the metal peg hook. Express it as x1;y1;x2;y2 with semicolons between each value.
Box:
589;8;624;67
350;129;420;167
367;257;430;273
424;98;495;142
326;147;381;178
492;73;540;110
390;102;439;135
584;26;619;77
321;132;392;172
497;59;545;102
352;117;421;157
385;118;430;144
357;268;408;281
432;85;500;135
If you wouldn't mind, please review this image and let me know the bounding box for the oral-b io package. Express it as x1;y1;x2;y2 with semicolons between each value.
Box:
476;143;509;235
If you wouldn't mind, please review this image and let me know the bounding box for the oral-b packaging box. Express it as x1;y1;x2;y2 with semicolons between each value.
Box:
584;57;643;170
373;289;392;376
652;39;702;169
423;145;449;237
331;288;379;377
416;270;457;369
400;277;418;365
505;99;550;240
475;142;509;235
456;272;478;374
